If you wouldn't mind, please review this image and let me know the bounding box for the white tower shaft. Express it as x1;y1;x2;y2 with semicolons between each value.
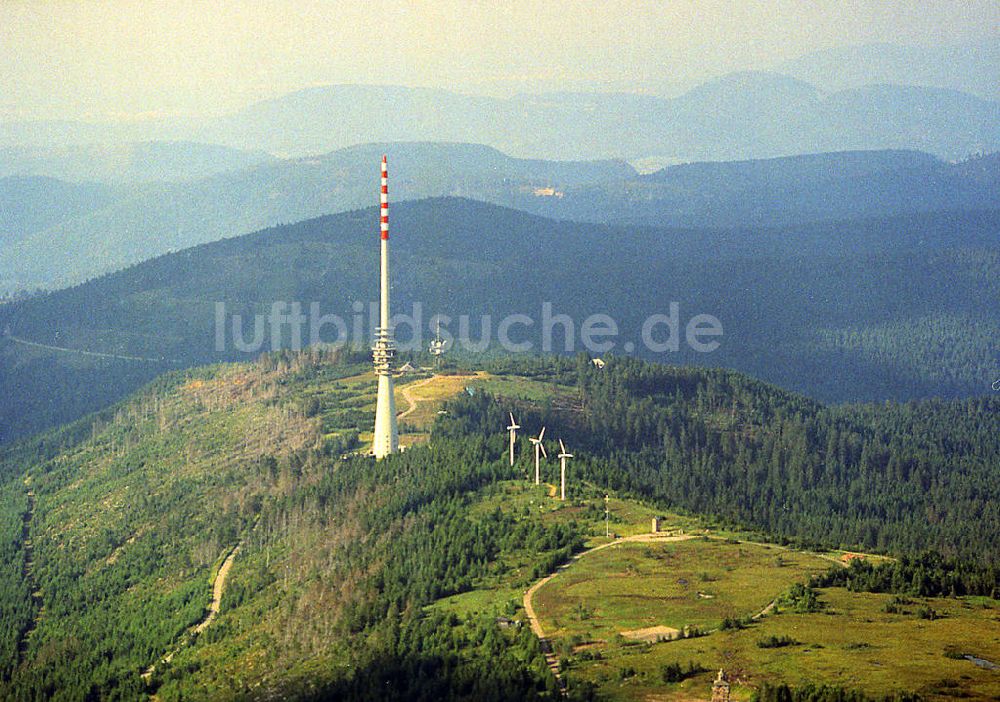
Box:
534;444;541;484
560;457;566;501
380;194;389;329
557;440;571;502
507;413;520;467
372;155;398;459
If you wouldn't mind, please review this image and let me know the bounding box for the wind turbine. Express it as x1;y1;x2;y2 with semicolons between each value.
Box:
529;427;547;485
558;439;573;501
507;412;521;467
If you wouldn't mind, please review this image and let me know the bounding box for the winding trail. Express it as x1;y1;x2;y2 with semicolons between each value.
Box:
143;542;241;681
523;533;695;693
5;333;179;364
522;530;861;692
396;374;439;421
193;544;240;634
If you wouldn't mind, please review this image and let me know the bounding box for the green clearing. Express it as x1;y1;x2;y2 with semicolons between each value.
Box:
428;477;986;702
529;536;1000;701
398;371;484;431
533;539;833;641
562;586;1000;702
430;482;716;625
469;374;579;406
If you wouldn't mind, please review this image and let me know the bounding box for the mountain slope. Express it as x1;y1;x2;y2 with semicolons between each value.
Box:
0;141;275;184
190;78;1000;161
0;354;581;700
0;176;118;246
0;142;633;292
547;149;1000;227
778;39;1000;101
1;198;997;444
0;353;997;700
3;143;999;293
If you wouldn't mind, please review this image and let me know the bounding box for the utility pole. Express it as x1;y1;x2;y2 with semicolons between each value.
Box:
605;494;610;538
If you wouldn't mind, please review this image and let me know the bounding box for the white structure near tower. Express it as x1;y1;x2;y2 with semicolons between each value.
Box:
558;439;573;501
530;427;547;485
429;318;447;368
507;412;521;467
372;155;399;459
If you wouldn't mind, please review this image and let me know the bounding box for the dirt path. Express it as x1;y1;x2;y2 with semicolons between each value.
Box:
143;542;241;681
396;374;439;421
5;333;178;364
523;533;695;693
193;544;240;634
523;529;861;681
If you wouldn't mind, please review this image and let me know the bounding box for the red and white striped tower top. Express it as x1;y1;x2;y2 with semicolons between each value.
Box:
377;155;391;337
380;155;389;240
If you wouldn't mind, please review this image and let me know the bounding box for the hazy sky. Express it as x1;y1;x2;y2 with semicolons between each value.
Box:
2;0;998;121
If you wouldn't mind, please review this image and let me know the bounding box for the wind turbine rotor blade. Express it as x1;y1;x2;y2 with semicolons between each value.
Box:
540;443;547;458
538;427;545;441
509;412;516;425
559;438;567;454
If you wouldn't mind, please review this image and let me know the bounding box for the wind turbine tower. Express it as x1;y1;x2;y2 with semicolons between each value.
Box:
530;427;547;485
372;155;398;459
558;439;573;501
507;412;521;467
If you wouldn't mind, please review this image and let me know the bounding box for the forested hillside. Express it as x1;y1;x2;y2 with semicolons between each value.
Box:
0;353;581;700
0;142;633;292
3;144;997;292
445;355;1000;563
2;198;997;444
0;352;997;700
0;176;118;245
508;150;1000;229
0;141;274;185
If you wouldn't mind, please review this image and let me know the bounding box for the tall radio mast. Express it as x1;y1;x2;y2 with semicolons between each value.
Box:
372;155;399;458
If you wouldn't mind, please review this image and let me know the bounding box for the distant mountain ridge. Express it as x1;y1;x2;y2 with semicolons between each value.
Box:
1;143;997;293
777;39;1000;101
546;149;1000;228
0;142;633;292
2;71;997;164
0;140;274;184
0;176;118;246
1;197;997;443
188;76;999;161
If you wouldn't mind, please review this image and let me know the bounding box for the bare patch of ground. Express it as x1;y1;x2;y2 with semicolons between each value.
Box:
620;625;681;643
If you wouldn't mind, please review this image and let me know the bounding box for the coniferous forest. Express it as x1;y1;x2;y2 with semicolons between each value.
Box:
449;355;1000;563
